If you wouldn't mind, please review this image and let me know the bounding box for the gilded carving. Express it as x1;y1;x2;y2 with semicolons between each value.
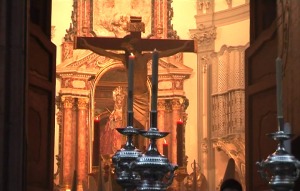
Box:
78;98;89;110
166;0;179;39
157;100;166;111
92;0;151;37
165;100;173;112
64;19;76;42
174;80;182;89
56;110;63;126
182;98;189;111
127;17;145;33
171;99;181;110
62;96;74;109
62;42;73;62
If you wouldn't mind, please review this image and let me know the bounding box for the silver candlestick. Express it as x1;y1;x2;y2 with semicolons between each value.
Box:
256;57;300;190
256;130;300;191
112;111;142;190
112;54;142;190
130;111;178;191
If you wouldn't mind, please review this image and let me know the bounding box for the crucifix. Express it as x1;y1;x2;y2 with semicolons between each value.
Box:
75;16;195;52
75;16;196;149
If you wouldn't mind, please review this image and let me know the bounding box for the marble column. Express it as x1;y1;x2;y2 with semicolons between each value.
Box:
165;100;173;159
77;98;89;191
61;96;75;190
157;99;166;156
171;99;182;164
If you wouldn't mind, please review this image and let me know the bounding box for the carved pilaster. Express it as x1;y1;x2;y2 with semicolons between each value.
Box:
201;138;208;154
200;55;210;73
55;95;63;182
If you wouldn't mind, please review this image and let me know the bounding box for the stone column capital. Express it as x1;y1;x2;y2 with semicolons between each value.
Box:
171;98;182;110
61;96;74;109
157;99;166;111
77;97;89;110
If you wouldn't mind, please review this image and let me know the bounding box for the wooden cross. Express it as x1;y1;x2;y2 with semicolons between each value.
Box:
75;16;196;53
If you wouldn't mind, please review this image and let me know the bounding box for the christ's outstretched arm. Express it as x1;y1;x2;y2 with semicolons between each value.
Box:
79;38;125;62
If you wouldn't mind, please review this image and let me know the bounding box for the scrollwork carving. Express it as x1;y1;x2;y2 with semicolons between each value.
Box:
182;97;189;111
167;0;179;39
64;1;77;42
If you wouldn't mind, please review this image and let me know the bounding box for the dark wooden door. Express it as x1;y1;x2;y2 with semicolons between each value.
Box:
26;23;56;191
245;0;278;190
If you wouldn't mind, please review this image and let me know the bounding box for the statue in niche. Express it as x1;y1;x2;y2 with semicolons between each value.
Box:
100;86;126;156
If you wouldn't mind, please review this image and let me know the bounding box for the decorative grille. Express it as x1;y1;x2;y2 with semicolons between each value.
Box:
211;45;247;138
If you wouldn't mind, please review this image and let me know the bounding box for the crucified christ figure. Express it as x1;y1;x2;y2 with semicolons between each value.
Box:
79;35;192;149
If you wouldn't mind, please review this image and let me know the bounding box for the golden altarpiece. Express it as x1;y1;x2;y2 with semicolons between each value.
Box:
55;0;192;190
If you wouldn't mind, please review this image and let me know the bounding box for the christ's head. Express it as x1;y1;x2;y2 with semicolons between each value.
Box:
121;35;140;53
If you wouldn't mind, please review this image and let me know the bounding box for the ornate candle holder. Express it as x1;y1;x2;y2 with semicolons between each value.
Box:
256;130;300;191
112;112;142;190
130;112;178;191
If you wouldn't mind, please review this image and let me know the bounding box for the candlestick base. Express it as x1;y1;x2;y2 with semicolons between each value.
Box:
256;130;300;190
112;126;142;189
130;127;178;191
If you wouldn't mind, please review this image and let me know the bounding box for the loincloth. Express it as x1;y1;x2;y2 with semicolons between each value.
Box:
133;92;149;129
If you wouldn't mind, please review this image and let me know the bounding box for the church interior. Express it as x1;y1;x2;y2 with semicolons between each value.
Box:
1;0;300;191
